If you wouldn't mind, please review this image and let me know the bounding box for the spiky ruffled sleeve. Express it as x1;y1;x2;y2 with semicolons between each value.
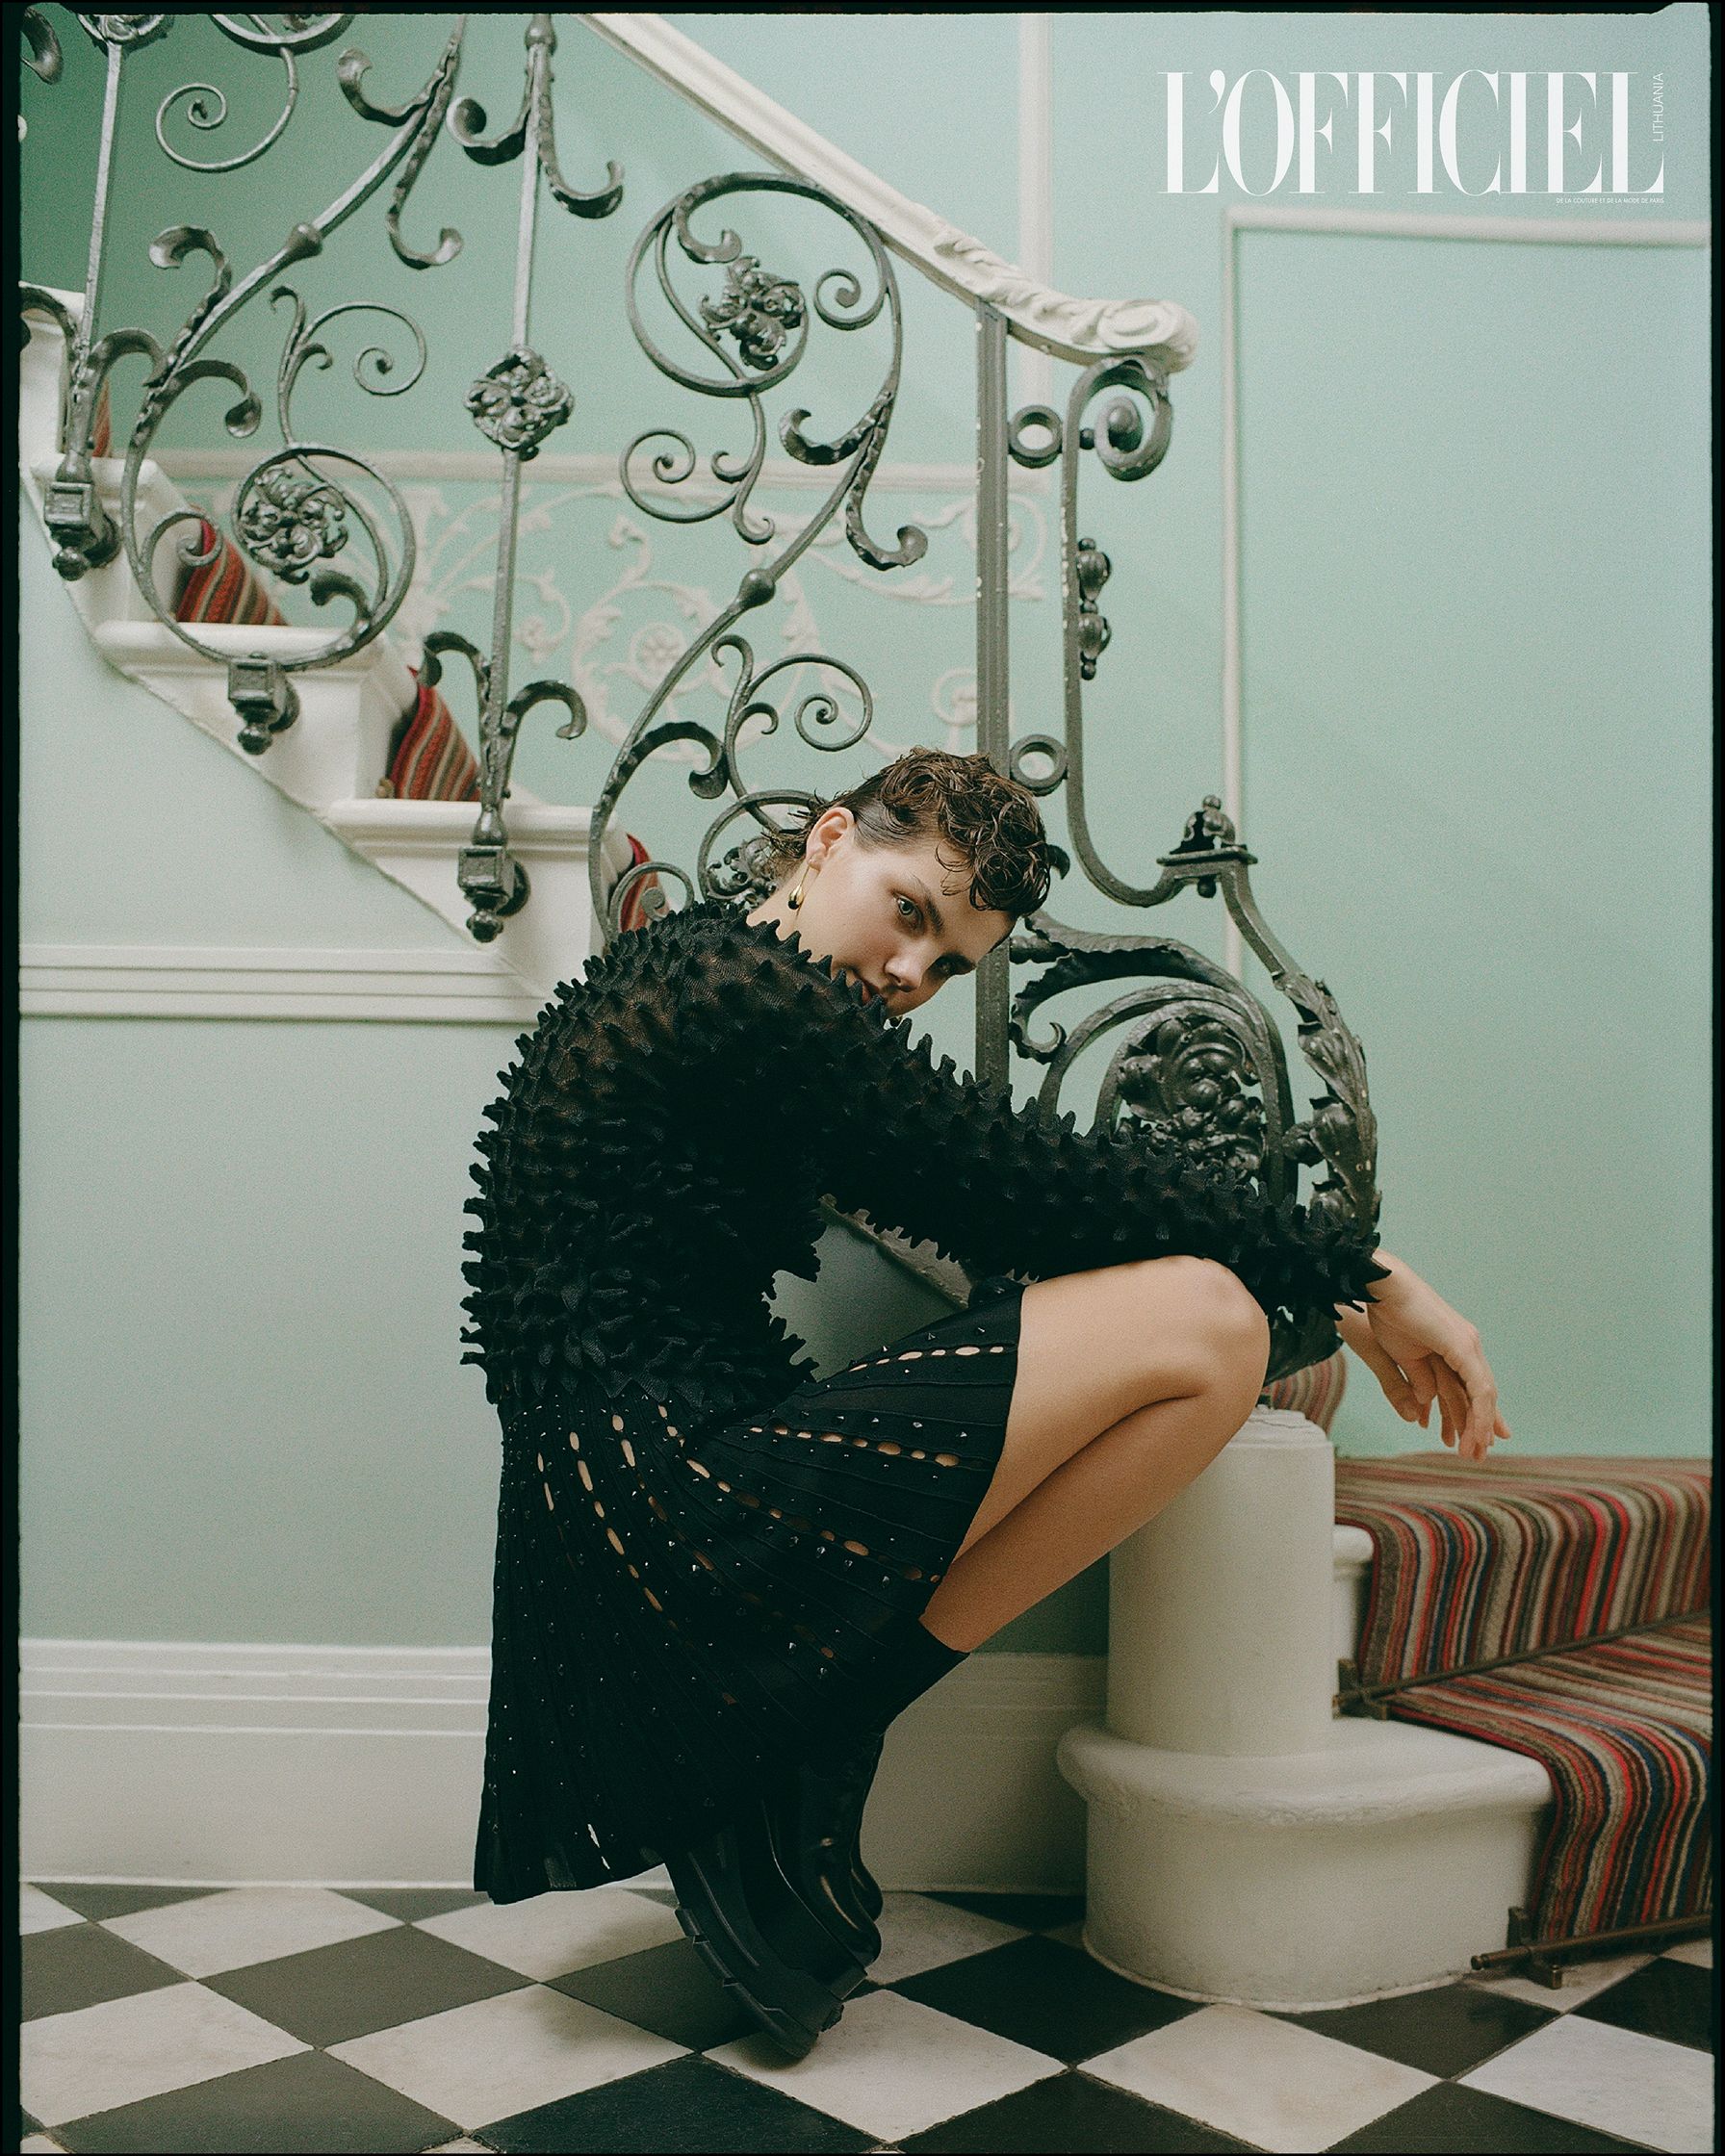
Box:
699;906;1389;1327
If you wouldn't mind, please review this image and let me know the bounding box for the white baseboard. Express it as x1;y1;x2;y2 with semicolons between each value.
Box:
18;1638;1103;1895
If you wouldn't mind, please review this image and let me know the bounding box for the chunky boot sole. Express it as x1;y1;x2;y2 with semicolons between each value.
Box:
669;1892;833;2060
666;1798;865;2059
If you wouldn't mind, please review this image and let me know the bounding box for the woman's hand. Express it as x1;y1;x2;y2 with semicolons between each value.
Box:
1337;1253;1510;1463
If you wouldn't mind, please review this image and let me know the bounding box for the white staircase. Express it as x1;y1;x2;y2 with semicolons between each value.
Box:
18;292;632;1008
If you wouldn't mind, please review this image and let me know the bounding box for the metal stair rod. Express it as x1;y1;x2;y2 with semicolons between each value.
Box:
1472;1909;1712;1976
1335;1604;1710;1716
972;299;1011;1096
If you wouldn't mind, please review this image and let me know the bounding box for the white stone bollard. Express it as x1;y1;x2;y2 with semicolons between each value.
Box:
1106;1408;1334;1758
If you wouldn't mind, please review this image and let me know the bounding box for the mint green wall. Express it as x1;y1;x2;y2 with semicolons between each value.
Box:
18;13;1711;1672
17;505;502;1646
1231;230;1711;1462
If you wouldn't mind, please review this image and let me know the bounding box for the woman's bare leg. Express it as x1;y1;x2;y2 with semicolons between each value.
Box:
916;1258;1270;1653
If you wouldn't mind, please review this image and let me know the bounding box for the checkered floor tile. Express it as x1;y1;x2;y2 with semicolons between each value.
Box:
16;1880;1715;2153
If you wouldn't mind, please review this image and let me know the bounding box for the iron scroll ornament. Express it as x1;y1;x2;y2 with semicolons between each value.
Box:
1006;353;1182;905
21;17;469;753
1009;797;1380;1383
582;169;928;942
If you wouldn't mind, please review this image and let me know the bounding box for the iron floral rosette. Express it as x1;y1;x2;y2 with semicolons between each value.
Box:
465;346;576;461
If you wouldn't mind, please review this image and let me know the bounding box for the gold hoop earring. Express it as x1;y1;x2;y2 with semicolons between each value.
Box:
787;865;811;910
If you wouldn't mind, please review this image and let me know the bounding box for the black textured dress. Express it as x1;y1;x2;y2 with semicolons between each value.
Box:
460;895;1386;1903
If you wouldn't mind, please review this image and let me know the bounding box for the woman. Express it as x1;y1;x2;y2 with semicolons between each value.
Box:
460;747;1507;2057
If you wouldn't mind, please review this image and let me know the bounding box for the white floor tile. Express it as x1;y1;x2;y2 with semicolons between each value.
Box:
21;2137;67;2154
1084;2002;1436;2155
708;1989;1060;2141
425;2142;499;2152
21;1981;305;2128
19;1886;84;1936
415;1886;684;1980
1662;1935;1712;1969
1461;2010;1714;2153
328;1983;683;2131
1043;1918;1086;1949
99;1886;399;1978
1465;1949;1653;2013
867;1891;1027;1986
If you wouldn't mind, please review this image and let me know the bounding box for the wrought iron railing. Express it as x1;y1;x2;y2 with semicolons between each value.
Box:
17;9;1377;1378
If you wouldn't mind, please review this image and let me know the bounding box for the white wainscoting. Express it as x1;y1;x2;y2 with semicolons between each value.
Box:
19;944;546;1024
17;1638;1104;1894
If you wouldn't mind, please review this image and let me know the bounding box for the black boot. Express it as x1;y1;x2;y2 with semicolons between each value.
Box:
763;1731;885;1966
840;1731;886;1921
775;1621;969;1958
666;1790;869;2060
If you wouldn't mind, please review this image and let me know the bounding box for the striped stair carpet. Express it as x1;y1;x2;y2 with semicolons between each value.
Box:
1334;1454;1712;1958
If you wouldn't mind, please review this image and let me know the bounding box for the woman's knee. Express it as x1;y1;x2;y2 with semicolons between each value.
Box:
1014;1254;1270;1442
1121;1254;1270;1391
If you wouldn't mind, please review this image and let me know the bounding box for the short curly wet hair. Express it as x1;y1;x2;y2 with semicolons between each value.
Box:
760;747;1060;920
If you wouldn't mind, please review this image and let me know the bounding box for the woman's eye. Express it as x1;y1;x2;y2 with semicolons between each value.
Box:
895;894;919;925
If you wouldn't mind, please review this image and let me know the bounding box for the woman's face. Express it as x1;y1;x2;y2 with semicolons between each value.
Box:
752;807;1015;1016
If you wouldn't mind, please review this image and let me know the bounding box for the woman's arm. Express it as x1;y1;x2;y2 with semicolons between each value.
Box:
1335;1250;1510;1462
698;911;1389;1334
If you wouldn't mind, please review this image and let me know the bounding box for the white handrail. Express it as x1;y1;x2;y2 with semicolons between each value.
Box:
580;13;1199;372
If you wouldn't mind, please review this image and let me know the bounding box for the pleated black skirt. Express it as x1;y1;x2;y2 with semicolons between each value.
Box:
474;1273;1026;1902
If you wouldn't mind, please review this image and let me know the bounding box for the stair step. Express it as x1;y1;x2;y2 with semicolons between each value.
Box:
25;456;186;627
325;799;631;1003
90;619;411;813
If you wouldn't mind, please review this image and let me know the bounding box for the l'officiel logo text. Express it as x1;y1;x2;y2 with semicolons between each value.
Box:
1164;72;1665;196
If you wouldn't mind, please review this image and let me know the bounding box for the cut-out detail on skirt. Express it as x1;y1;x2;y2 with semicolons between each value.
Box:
473;1276;1025;1905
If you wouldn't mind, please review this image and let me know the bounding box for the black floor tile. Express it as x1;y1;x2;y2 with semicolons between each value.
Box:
478;2052;876;2153
551;1937;760;2049
1285;1978;1557;2078
899;2067;1257;2152
22;1924;186;2021
892;1935;1199;2064
1325;2077;1655;2153
203;1923;528;2046
1571;1955;1715;2052
923;1889;1087;1934
54;2049;460;2155
32;1883;221;1921
339;1886;493;1922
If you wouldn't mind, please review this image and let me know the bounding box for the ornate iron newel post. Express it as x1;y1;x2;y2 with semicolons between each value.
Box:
1009;796;1377;1380
18;9;1380;1360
